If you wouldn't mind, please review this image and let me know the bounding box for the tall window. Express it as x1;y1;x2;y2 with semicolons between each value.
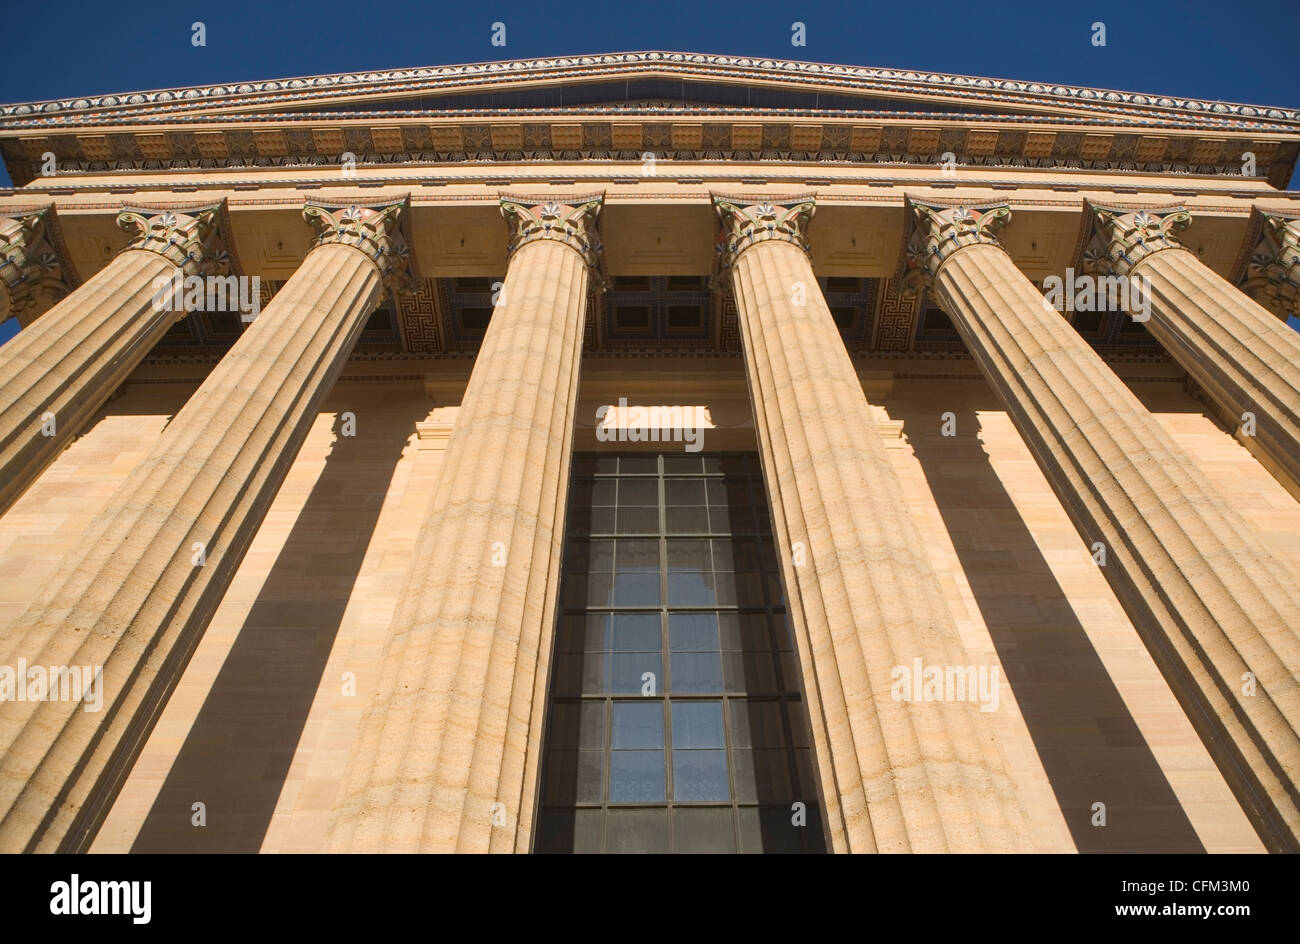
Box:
535;453;826;853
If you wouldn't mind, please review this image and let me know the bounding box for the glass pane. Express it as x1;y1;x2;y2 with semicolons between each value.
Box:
672;807;736;854
609;751;666;803
611;612;661;650
670;652;724;693
664;478;707;506
615;506;659;534
591;479;617;505
669;612;719;651
544;749;604;804
547;701;606;750
613;572;660;606
662;455;703;475
610;652;661;694
615;539;659;572
606;808;668;853
672;749;729;801
729;700;785;749
588;540;615;572
666;539;711;572
617;456;658;476
611;701;663;749
731;748;792;803
668;572;715;606
665;506;709;534
671;701;725;748
617;478;659;505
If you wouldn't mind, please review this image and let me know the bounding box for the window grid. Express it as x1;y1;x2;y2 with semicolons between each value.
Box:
536;453;826;854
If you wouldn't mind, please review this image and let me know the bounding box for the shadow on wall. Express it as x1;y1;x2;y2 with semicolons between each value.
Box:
901;395;1205;853
128;394;420;853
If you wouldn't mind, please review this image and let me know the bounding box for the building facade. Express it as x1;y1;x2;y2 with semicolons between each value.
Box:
0;52;1298;854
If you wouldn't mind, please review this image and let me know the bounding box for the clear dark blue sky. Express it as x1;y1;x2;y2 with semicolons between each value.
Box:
2;0;1299;339
1;0;1297;132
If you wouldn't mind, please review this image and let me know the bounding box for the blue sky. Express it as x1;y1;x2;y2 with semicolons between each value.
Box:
1;0;1298;340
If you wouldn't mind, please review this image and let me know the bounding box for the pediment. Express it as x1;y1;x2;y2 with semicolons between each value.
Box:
3;51;1299;186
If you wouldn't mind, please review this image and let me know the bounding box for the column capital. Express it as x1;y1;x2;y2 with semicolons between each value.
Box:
898;198;1011;290
0;205;80;320
498;192;605;274
1080;201;1191;277
712;192;816;275
1233;207;1300;319
116;202;235;279
303;197;415;293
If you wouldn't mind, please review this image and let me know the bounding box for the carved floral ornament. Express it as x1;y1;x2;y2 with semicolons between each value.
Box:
0;206;77;315
1241;210;1300;317
1081;203;1192;277
712;194;817;275
498;193;605;274
899;200;1011;289
117;203;233;279
302;198;415;292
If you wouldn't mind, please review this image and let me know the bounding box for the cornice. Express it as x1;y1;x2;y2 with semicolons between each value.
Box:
4;52;1297;129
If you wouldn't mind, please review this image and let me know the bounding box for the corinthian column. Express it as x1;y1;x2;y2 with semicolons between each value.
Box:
905;199;1300;851
1235;208;1300;320
713;194;1026;853
0;198;411;853
1083;204;1300;498
0;206;78;328
328;193;603;854
0;203;230;514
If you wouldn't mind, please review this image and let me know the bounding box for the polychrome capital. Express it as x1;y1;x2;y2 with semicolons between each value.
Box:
712;193;816;274
1237;209;1300;319
303;197;414;292
117;202;233;279
899;199;1011;290
1081;203;1191;277
499;192;605;274
0;206;79;320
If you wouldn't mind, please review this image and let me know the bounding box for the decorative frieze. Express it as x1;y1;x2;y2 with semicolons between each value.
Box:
116;203;233;278
303;198;414;291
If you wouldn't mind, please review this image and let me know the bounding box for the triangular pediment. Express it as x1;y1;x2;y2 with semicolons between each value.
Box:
3;51;1298;186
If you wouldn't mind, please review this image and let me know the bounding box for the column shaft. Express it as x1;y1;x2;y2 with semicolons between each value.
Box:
1135;247;1300;498
0;249;176;512
932;239;1300;850
723;199;1026;853
328;224;593;853
0;237;387;852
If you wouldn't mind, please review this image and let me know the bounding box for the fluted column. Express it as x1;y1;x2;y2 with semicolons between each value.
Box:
0;198;411;852
0;204;228;514
906;199;1300;851
1084;204;1300;497
714;195;1027;853
327;193;604;853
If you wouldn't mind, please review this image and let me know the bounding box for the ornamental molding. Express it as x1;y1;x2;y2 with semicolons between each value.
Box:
498;191;605;276
4;52;1298;129
1231;207;1300;318
1076;201;1192;277
303;196;416;292
117;200;238;278
3;120;1292;189
0;204;80;318
897;197;1011;289
712;192;816;276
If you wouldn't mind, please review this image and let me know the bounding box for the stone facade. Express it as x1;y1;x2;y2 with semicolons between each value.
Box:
1;52;1298;854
